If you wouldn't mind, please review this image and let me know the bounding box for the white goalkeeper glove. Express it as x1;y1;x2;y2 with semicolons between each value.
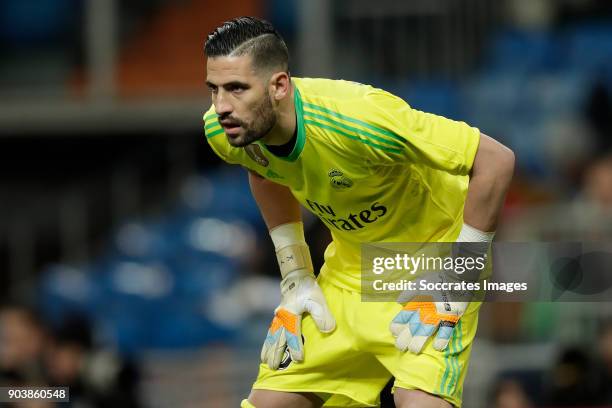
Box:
390;293;469;354
390;224;494;354
261;223;335;369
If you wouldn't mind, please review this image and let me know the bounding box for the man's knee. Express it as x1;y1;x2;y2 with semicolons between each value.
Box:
394;388;453;408
247;389;323;408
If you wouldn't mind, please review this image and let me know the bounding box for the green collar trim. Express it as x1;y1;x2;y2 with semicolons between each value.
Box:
261;83;305;162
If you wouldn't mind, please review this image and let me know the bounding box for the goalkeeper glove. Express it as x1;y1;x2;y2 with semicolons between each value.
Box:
261;223;335;369
390;224;494;354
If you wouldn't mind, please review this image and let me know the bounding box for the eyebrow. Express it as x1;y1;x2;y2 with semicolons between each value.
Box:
206;80;250;89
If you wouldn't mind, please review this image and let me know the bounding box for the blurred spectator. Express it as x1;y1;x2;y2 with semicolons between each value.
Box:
1;305;143;407
489;378;534;408
585;79;612;153
45;315;141;408
582;153;612;210
543;346;603;406
0;304;48;386
592;320;612;404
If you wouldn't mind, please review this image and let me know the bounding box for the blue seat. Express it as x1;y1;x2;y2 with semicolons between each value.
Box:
148;302;235;349
38;264;102;325
0;0;79;44
566;23;612;72
177;168;263;225
482;29;565;75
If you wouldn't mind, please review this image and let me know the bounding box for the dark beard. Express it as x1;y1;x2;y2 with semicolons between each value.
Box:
227;96;277;147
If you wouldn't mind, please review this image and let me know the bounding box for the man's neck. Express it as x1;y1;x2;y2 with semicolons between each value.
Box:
261;83;296;146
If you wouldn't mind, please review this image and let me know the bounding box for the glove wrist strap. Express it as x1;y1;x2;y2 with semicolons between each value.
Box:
270;222;314;278
456;223;495;243
276;243;314;278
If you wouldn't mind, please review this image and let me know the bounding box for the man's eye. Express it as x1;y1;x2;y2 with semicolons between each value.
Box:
231;86;244;93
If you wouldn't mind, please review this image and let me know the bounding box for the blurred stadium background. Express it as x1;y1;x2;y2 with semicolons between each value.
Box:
1;0;612;407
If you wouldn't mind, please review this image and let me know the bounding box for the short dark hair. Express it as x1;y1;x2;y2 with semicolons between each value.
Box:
205;16;289;73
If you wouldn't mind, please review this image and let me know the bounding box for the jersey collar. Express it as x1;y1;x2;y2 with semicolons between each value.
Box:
260;81;306;162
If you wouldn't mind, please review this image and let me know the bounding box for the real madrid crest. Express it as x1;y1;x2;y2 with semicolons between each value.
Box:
244;144;269;167
328;168;353;190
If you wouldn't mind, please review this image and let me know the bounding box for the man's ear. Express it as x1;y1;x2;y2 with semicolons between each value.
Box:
269;72;290;101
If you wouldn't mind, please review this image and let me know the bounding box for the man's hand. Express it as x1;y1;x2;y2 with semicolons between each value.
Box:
390;235;492;354
390;294;468;354
261;269;335;369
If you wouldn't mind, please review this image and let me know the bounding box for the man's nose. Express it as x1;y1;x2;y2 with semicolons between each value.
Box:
214;91;233;116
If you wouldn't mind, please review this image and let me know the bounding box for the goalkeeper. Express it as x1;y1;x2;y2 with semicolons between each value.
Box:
203;17;514;408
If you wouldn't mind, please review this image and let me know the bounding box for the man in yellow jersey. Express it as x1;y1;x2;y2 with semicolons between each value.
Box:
203;17;514;408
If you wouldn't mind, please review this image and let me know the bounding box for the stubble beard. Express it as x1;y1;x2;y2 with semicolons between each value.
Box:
226;96;277;148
